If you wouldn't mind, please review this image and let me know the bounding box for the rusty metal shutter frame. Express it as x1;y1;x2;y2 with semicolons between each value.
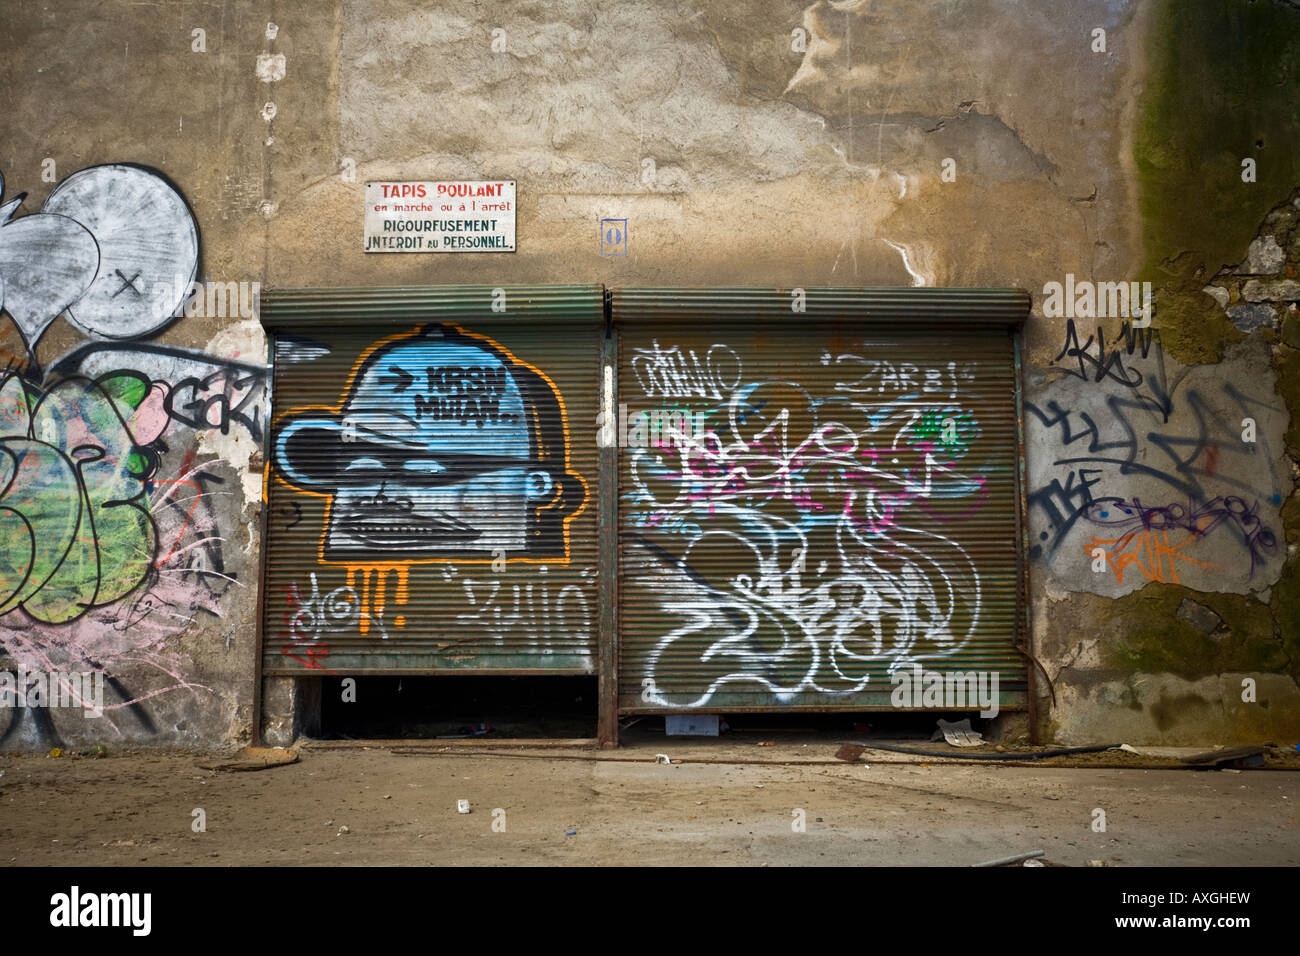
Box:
259;286;604;676
257;285;606;327
611;288;1030;327
611;287;1030;715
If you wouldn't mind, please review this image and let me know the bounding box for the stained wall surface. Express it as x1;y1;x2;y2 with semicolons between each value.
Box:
1;0;1297;748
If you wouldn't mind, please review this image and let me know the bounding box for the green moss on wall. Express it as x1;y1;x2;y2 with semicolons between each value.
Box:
1272;558;1300;677
1150;287;1244;365
1282;492;1300;544
1136;0;1300;364
1275;346;1300;458
1100;587;1289;679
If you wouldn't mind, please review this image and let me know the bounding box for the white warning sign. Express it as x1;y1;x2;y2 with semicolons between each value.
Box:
364;180;516;253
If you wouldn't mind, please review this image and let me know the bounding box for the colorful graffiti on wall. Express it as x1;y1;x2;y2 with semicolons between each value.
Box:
1080;496;1277;585
622;338;1014;709
1027;320;1287;593
268;324;594;672
274;325;585;561
0;164;265;745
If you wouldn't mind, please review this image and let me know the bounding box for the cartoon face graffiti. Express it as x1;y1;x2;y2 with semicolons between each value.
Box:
273;325;585;561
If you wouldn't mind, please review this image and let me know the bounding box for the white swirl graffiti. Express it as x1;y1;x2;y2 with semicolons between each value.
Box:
625;372;987;707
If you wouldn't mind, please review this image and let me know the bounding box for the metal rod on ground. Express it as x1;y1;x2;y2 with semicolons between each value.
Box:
841;742;1123;760
972;850;1045;868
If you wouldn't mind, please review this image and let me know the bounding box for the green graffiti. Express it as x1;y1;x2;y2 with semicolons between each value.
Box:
0;371;165;623
907;408;977;457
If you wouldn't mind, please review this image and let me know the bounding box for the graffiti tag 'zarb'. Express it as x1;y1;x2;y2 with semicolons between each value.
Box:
273;324;587;562
829;353;972;398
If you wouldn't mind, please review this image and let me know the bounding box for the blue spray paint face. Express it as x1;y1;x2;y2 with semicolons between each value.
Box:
274;325;583;560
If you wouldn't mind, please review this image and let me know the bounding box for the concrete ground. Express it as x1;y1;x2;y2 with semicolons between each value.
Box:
2;736;1297;867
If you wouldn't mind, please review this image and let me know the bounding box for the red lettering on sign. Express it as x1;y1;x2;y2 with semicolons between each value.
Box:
380;184;428;198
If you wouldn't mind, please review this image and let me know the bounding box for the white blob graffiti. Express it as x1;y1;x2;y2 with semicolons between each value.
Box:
0;200;98;347
625;371;987;707
42;164;199;339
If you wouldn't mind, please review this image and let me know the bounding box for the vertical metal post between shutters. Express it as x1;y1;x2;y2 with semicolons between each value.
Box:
597;295;620;746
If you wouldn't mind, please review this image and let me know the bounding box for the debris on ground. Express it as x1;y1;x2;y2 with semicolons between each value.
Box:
436;722;491;739
933;718;984;747
665;715;720;736
834;744;866;762
1180;746;1266;769
196;746;299;772
971;849;1045;867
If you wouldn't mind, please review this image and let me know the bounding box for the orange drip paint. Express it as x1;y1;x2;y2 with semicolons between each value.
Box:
344;564;410;636
355;566;371;635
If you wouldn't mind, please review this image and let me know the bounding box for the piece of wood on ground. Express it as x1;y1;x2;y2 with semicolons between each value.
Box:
1179;746;1265;767
196;746;299;772
834;744;866;762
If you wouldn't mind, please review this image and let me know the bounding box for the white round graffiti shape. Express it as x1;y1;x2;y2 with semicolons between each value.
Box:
42;164;198;340
0;208;98;348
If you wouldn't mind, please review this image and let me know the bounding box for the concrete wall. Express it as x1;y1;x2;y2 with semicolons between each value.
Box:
1;0;1297;749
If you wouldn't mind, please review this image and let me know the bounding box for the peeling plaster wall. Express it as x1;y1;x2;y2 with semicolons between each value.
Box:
0;0;1297;748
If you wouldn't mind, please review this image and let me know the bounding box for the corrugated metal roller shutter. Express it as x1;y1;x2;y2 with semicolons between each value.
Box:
612;288;1029;713
260;286;604;676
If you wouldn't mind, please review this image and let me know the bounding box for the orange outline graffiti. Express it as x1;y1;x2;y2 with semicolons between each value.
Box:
270;323;589;566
